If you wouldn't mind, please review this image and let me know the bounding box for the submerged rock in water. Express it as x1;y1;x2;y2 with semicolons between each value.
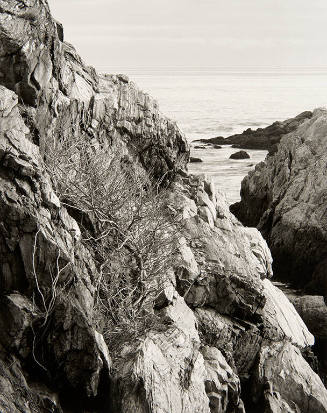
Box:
229;150;250;159
190;157;203;163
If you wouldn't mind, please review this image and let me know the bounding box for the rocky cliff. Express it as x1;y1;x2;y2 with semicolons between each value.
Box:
231;109;327;294
0;2;326;413
0;0;188;179
231;109;327;385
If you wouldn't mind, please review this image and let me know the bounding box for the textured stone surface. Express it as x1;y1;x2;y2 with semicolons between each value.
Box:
260;279;314;348
0;0;188;179
171;175;272;322
231;109;327;293
292;295;327;339
253;342;327;413
112;295;245;413
0;354;61;413
0;78;110;410
202;346;244;413
231;108;327;392
276;282;327;340
0;1;325;412
195;307;263;378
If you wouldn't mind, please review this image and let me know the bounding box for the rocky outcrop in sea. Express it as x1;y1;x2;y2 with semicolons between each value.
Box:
195;111;313;151
0;1;326;412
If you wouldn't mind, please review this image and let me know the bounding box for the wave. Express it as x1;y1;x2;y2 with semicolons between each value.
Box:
238;121;267;128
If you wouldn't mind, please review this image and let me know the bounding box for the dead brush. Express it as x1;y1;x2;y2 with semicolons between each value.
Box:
44;127;181;356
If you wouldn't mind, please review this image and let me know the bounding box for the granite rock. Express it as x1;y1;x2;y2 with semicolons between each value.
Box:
0;1;325;412
231;109;327;293
0;0;188;180
253;342;327;413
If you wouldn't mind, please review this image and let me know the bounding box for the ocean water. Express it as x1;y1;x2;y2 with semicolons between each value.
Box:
109;67;327;203
188;146;268;205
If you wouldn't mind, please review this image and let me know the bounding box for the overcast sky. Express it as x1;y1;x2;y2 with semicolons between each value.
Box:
48;0;327;70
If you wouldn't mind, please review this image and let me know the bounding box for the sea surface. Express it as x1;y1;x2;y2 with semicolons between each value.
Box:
108;67;327;204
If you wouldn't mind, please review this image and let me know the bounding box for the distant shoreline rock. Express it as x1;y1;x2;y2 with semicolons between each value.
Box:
193;136;225;145
229;150;250;160
193;111;313;151
192;143;222;150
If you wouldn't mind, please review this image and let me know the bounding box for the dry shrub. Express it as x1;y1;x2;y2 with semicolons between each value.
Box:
44;129;180;354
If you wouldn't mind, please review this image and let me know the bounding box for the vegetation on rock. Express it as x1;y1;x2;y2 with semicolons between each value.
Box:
0;1;326;412
44;128;181;358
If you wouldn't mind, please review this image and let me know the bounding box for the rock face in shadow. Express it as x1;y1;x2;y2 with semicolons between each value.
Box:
0;86;112;411
231;109;327;294
274;281;327;383
0;1;326;413
274;283;327;341
231;109;327;387
195;111;313;151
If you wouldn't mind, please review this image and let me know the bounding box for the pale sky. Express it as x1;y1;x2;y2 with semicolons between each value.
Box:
48;0;327;70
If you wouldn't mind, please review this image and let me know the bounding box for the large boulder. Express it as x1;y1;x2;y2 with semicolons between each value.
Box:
252;342;327;413
111;295;245;413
